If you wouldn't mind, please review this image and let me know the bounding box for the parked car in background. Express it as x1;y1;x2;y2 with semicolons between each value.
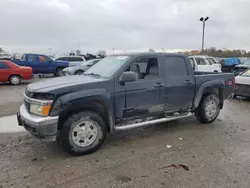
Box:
233;59;250;76
188;56;222;72
56;56;86;67
63;59;100;75
221;57;241;73
234;69;250;98
0;60;32;85
0;52;12;60
14;53;69;76
17;53;234;155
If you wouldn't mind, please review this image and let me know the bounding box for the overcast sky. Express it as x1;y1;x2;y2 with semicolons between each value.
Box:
0;0;250;54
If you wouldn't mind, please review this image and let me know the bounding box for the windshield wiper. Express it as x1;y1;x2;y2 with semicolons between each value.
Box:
84;73;101;77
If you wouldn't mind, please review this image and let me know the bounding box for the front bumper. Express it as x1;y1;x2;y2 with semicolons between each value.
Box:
17;104;59;142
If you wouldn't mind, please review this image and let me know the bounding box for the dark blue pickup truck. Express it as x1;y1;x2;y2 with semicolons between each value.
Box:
14;53;69;76
17;53;235;155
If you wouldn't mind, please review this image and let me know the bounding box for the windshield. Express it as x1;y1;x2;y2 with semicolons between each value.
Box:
243;60;250;66
241;69;250;77
207;58;217;64
84;56;130;77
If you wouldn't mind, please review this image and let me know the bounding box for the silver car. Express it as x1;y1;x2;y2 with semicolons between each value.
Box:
62;59;100;75
234;69;250;98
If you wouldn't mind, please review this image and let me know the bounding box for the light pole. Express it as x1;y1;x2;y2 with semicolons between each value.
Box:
200;17;209;52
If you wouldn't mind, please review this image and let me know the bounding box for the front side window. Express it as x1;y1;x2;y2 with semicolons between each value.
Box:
28;55;37;62
128;57;159;80
85;56;130;78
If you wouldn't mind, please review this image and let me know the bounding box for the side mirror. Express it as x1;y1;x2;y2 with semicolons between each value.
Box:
119;71;138;84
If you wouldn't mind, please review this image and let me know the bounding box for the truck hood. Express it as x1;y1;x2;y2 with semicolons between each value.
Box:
27;75;106;93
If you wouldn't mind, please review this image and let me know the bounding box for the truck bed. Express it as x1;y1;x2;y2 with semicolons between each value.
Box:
194;71;235;100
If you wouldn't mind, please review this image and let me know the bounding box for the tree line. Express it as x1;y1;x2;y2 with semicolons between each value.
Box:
182;47;250;58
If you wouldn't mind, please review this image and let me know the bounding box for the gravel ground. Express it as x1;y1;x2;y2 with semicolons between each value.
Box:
0;99;250;187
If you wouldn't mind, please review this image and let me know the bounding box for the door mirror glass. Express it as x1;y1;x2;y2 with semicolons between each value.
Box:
119;71;138;83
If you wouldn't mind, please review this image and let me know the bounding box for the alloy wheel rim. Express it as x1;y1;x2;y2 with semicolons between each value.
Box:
204;98;217;118
71;120;98;147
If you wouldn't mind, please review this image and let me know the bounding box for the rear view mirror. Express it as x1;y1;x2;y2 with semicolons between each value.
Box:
119;71;138;84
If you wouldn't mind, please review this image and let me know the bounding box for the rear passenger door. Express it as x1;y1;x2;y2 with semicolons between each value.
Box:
164;56;195;111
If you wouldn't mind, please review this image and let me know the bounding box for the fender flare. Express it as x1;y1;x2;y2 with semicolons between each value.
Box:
193;80;225;109
53;89;115;132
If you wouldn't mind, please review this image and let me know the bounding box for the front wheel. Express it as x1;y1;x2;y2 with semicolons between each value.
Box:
195;94;220;124
56;68;64;77
59;111;107;156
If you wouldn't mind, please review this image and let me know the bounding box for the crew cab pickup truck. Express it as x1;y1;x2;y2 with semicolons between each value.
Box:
17;53;235;155
14;54;69;76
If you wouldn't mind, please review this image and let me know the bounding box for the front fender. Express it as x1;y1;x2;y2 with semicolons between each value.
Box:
193;80;225;109
51;89;115;131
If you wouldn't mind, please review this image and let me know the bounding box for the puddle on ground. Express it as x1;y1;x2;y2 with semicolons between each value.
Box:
0;115;25;133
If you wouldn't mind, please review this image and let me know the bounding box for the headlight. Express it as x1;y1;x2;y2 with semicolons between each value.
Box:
30;104;51;116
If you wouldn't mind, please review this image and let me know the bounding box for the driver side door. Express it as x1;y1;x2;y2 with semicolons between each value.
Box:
114;56;165;119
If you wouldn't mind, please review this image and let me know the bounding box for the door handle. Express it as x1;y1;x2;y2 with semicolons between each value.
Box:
154;83;164;87
184;80;192;85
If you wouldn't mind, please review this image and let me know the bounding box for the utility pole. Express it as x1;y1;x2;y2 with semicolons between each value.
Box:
199;17;209;52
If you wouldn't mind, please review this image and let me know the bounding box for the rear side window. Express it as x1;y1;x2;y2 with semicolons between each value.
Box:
0;62;8;69
165;56;188;76
28;55;37;62
68;57;83;61
57;57;68;61
195;58;206;65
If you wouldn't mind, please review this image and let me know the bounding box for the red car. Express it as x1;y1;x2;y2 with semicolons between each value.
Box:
0;60;32;85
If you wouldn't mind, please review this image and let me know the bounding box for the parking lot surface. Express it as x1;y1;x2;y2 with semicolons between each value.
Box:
0;98;250;188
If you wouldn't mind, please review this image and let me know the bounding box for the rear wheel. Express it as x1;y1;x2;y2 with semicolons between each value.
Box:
59;111;107;156
9;75;21;85
56;68;64;77
74;70;84;75
195;94;220;124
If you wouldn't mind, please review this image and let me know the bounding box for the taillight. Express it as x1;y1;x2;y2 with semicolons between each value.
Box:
225;77;235;88
232;77;236;88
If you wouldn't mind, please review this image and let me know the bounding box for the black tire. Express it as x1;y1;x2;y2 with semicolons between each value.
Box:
59;111;107;156
56;68;64;77
74;70;84;75
195;94;220;124
9;75;21;85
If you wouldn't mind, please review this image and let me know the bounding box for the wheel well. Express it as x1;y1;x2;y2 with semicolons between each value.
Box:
57;100;110;132
8;74;22;81
201;87;223;108
56;67;64;71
